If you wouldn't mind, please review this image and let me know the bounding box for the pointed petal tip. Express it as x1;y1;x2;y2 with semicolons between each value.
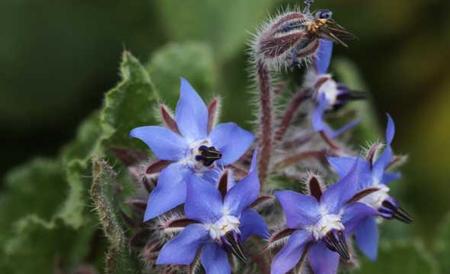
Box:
385;113;396;144
250;150;258;172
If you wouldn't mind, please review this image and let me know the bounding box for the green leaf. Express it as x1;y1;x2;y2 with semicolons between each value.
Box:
59;51;159;228
90;157;141;273
0;159;94;274
435;212;450;274
100;51;160;148
0;159;66;243
355;240;439;274
0;159;66;222
58;113;102;228
154;0;274;61
147;42;217;106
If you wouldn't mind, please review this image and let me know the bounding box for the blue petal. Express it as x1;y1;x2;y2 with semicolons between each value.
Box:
209;122;254;165
175;78;208;141
372;145;393;183
308;241;340;274
144;163;189;221
224;165;259;216
312;94;332;134
355;217;379;261
385;113;396;145
185;174;223;223
315;39;333;74
372;114;396;182
382;171;401;185
157;224;208;265
321;160;362;213
249;150;258;172
200;243;231;274
333;118;360;138
271;230;311;274
342;202;377;232
239;208;269;241
327;156;359;178
312;94;360;138
328;157;375;189
130;126;188;161
275;191;320;229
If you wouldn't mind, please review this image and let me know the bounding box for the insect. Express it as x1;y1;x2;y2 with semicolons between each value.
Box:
253;1;353;69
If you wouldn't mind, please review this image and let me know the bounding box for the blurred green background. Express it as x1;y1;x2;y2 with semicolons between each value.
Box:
0;0;449;273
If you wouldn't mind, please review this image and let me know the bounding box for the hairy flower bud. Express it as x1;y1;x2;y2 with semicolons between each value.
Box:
251;8;352;70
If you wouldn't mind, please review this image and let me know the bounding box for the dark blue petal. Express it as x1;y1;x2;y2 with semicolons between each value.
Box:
373;114;396;181
315;39;333;74
327;156;359;178
372;145;393;183
275;191;320;228
332;118;360;138
328;156;375;189
157;224;208;265
355;217;379;261
312;94;360;139
382;171;401;185
342;202;377;232
308;241;340;274
144;163;189;221
271;230;311;274
224;165;259;216
129;126;188;161
321;160;362;213
175;78;208;141
209;122;254;165
249;150;258;172
312;94;333;134
239;209;269;241
385;113;396;145
185;174;223;223
200;243;231;274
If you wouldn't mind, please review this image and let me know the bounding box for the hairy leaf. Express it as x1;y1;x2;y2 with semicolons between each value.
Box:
100;51;159;148
0;159;94;273
91;157;141;273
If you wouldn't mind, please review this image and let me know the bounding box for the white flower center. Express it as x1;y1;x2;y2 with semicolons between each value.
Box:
318;78;339;106
360;184;390;209
307;211;344;240
305;72;339;107
207;215;241;240
181;139;216;172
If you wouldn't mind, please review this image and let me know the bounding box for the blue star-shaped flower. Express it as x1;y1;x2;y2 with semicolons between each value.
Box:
271;161;375;274
308;39;360;139
130;78;254;221
328;114;412;261
156;153;269;274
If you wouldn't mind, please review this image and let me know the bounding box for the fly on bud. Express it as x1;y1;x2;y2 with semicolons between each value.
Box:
252;5;352;70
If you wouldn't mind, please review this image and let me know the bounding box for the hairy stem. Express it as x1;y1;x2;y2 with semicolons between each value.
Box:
256;60;273;184
274;88;309;142
274;150;325;169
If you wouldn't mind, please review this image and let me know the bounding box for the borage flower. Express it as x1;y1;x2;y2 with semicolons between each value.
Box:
306;39;361;139
156;153;269;274
328;114;412;260
271;162;375;274
130;79;254;220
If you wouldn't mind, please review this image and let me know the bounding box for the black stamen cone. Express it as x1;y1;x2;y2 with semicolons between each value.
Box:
381;200;413;224
324;231;350;261
197;146;222;166
224;232;248;263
